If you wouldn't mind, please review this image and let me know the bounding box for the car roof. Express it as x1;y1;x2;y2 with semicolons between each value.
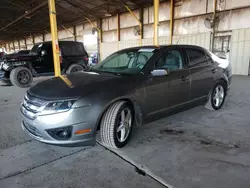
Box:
121;44;205;51
34;41;82;46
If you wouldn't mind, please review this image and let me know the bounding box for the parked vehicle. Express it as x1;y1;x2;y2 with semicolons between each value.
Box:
20;45;232;148
0;41;88;87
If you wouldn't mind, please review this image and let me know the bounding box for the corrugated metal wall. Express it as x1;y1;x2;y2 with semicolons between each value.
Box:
230;28;250;75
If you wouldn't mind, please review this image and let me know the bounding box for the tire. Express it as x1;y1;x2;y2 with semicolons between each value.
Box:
100;101;134;148
10;67;33;88
66;64;87;74
205;81;226;110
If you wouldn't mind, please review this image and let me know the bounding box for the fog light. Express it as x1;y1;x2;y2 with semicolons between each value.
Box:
47;126;72;140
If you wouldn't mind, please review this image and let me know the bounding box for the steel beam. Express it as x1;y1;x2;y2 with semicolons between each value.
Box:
169;0;174;44
48;0;61;76
124;5;142;46
154;0;159;46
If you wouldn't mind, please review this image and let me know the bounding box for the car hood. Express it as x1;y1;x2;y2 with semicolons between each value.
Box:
4;54;36;61
28;72;135;100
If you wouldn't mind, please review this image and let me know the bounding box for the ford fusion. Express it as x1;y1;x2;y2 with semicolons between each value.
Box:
20;45;232;148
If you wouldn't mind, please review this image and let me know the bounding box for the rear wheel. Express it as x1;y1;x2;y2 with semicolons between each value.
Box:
206;81;226;110
100;101;134;148
66;63;87;74
10;67;33;88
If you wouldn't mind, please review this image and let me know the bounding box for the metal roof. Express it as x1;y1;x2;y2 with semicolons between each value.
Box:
0;0;153;42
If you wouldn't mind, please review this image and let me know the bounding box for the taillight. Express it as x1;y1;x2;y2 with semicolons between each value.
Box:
84;57;88;62
59;49;62;64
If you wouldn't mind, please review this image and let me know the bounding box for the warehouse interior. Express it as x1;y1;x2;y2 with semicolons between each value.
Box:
1;1;250;188
1;0;250;75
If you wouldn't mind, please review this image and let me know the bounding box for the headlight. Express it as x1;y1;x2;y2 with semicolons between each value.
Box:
38;99;77;115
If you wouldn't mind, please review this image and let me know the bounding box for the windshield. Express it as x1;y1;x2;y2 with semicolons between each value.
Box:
92;48;156;75
30;44;42;54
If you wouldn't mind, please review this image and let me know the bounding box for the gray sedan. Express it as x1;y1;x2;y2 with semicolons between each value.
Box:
20;45;232;148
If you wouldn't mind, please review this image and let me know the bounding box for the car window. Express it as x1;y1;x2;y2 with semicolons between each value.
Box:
61;43;87;56
155;50;184;71
186;48;207;67
92;49;156;75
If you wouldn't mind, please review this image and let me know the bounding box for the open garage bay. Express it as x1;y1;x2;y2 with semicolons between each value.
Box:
0;76;250;188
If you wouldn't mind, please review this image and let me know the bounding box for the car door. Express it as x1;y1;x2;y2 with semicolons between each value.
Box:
31;44;45;73
41;44;54;73
145;48;190;115
185;47;215;101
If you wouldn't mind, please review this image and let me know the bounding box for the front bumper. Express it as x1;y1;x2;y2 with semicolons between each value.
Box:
21;107;96;147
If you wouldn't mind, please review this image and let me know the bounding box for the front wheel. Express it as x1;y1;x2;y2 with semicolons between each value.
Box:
10;67;33;88
100;101;134;148
206;82;226;110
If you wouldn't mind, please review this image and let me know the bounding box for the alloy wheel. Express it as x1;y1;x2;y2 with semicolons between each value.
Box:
17;70;30;84
116;108;132;143
213;85;225;107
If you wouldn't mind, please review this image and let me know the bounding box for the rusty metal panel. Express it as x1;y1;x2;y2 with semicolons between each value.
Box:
144;24;154;38
102;16;118;31
120;28;140;41
120;10;140;28
174;0;207;19
84;22;97;29
27;44;33;50
230;28;250;75
230;8;250;30
45;34;52;41
119;39;140;50
142;38;153;45
76;24;83;36
225;0;250;10
159;1;170;21
174;15;210;35
34;36;43;43
172;32;211;49
26;37;33;45
143;7;149;24
58;28;74;40
103;31;117;42
102;18;109;31
101;42;118;59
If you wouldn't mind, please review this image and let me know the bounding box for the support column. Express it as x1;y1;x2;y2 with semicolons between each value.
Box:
13;41;15;52
24;38;27;50
140;8;144;40
154;0;159;46
73;26;77;41
117;14;120;50
211;0;217;52
18;40;21;50
42;33;45;42
117;14;120;42
169;0;174;44
32;35;35;45
48;0;61;76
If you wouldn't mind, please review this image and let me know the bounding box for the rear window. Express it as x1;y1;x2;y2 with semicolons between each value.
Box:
30;44;42;53
60;43;87;56
186;48;207;67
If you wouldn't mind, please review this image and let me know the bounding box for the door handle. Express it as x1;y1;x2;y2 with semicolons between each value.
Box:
180;76;189;82
212;68;218;73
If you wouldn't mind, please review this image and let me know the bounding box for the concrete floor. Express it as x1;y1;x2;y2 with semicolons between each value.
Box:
0;76;250;188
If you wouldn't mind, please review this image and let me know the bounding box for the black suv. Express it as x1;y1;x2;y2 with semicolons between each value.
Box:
0;41;88;88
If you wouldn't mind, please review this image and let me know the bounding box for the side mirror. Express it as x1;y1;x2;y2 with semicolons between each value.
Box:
41;50;47;56
150;69;168;77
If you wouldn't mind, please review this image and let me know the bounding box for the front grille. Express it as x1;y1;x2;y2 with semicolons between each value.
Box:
21;92;48;119
23;121;42;138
